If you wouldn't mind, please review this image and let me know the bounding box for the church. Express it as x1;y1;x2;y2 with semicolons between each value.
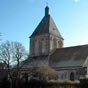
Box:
21;6;88;80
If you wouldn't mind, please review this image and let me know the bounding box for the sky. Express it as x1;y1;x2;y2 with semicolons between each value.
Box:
0;0;88;51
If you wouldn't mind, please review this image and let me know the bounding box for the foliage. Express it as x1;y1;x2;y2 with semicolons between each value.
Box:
31;65;58;81
47;80;80;84
46;80;80;88
0;79;80;88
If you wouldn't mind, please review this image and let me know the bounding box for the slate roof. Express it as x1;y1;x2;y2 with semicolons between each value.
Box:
30;6;63;39
22;55;49;69
21;45;88;70
49;45;88;68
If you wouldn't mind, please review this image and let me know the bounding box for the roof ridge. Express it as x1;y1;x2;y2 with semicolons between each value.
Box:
61;44;88;49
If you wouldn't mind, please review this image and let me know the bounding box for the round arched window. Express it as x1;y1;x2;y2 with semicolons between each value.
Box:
70;72;74;81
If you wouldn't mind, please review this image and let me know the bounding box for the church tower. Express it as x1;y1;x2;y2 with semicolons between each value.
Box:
30;6;63;57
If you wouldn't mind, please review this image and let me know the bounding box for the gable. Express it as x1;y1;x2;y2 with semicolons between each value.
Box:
30;6;63;40
49;16;63;39
30;16;49;37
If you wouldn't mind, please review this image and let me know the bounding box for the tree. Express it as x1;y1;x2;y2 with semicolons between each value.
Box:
0;41;12;78
0;41;28;79
11;41;28;78
31;65;58;80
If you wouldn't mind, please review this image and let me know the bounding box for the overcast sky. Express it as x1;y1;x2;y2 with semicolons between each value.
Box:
0;0;88;51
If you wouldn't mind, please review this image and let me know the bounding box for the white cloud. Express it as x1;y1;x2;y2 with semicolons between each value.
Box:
74;0;80;3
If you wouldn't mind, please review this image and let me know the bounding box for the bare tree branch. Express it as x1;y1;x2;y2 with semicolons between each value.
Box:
0;41;28;79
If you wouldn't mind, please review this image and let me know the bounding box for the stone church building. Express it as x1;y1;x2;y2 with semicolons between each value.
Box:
21;6;88;80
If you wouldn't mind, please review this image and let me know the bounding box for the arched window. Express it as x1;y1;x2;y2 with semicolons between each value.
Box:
70;72;74;81
53;39;57;49
50;37;53;51
34;40;39;55
41;39;46;54
58;41;63;48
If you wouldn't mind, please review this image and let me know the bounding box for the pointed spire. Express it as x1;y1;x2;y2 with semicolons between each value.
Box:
45;5;49;16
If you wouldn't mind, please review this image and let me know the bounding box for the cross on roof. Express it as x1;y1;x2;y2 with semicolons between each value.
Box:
46;2;48;6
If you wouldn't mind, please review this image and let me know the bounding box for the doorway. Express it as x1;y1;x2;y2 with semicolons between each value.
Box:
70;72;74;81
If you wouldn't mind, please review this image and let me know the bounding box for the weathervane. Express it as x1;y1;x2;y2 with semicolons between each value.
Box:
46;1;48;6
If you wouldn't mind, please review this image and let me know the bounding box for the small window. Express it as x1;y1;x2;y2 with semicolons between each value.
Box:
53;28;55;30
70;72;74;81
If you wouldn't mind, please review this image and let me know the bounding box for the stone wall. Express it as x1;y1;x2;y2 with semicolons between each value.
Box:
56;67;86;80
30;33;63;57
50;34;63;52
30;34;49;56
